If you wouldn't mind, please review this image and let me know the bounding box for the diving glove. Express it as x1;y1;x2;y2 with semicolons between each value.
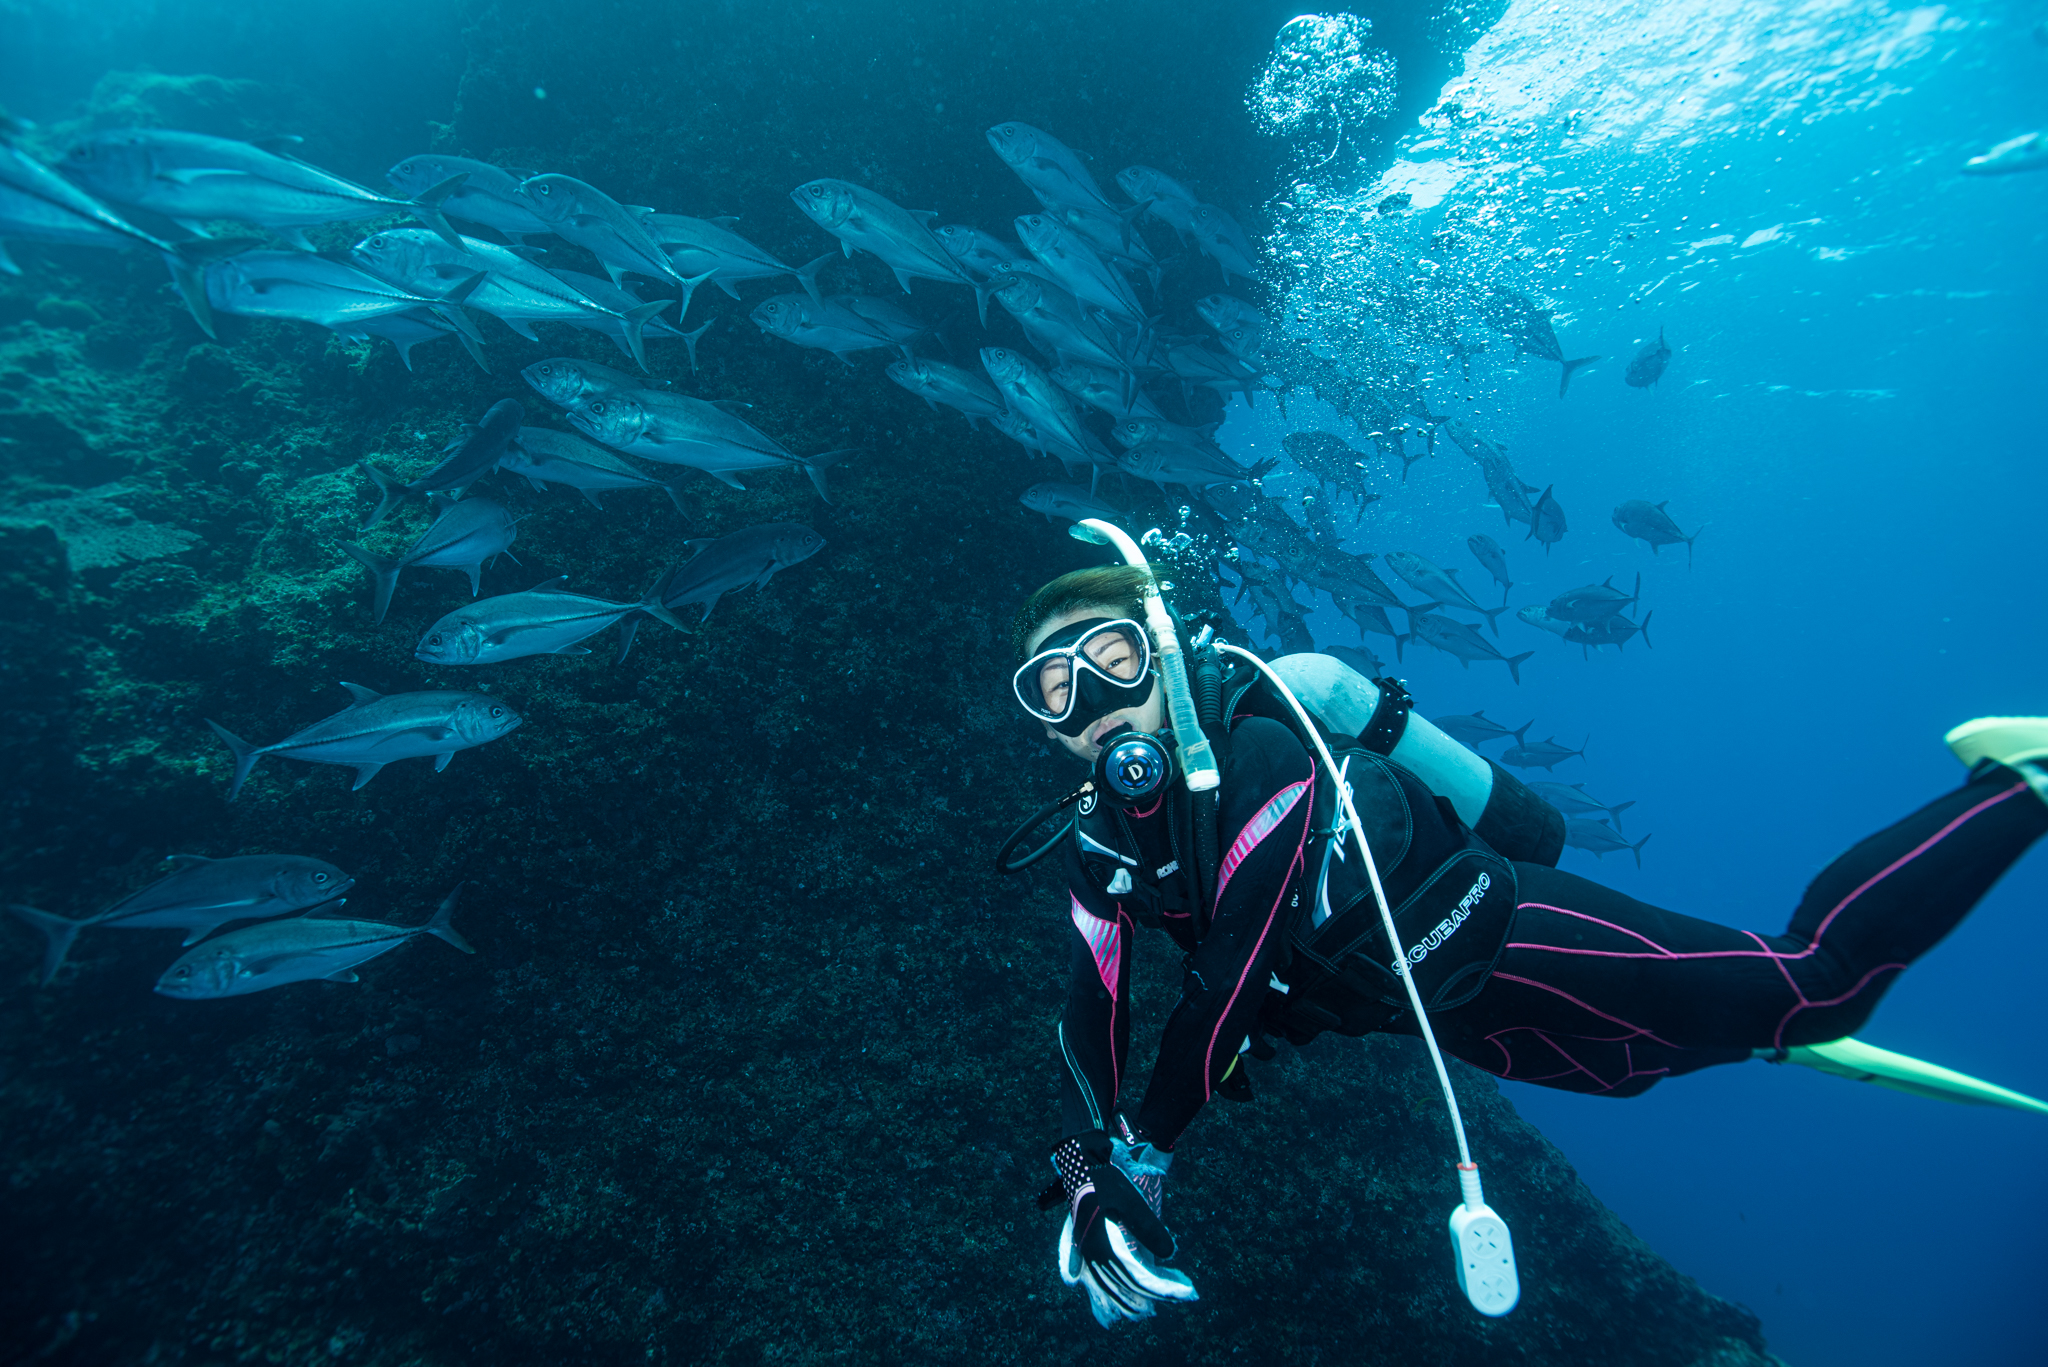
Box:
1050;1124;1198;1328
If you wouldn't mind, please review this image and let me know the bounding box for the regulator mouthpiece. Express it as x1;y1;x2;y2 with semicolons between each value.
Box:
1094;728;1173;805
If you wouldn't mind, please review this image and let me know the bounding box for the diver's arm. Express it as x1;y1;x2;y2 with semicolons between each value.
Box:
1058;843;1135;1139
1133;718;1315;1147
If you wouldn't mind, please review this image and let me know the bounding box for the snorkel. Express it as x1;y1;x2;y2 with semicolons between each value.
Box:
1066;519;1219;792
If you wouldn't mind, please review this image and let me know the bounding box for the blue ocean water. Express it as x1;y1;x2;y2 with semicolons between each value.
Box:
1222;4;2048;1363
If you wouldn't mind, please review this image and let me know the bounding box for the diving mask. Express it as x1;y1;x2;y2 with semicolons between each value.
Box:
1014;618;1156;737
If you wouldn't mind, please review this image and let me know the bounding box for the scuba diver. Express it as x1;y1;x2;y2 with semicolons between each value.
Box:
1001;548;2048;1329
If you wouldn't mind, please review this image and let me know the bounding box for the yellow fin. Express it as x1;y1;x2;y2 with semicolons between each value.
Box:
1767;1037;2048;1115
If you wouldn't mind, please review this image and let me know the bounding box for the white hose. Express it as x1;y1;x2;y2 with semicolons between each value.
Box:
1216;642;1477;1173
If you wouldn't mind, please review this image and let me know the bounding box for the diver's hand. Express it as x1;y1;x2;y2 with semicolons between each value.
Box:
1051;1128;1198;1327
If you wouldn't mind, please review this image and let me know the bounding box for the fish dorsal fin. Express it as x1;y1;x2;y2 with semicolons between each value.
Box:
339;681;384;705
708;215;741;228
532;574;571;591
683;538;715;552
907;210;939;227
325;969;360;982
709;399;753;414
254;134;305;154
165;854;214;869
1656;499;1669;510
506;166;540;179
626;205;656;219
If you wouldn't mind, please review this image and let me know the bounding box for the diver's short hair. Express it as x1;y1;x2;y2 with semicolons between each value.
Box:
1012;565;1154;660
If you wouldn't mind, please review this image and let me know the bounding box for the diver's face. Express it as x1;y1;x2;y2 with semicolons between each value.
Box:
1026;607;1165;765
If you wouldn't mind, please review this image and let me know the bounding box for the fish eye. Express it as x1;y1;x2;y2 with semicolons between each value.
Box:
428;634;442;645
399;162;412;174
173;966;189;979
537;363;552;374
313;872;329;883
490;706;505;717
590;400;607;414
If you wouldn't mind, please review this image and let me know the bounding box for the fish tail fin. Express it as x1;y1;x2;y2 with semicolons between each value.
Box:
1511;721;1531;746
408;173;471;251
205;719;261;802
339;541;402;624
159;250;219;340
429;270;489;344
636;579;688;634
455;328;490;372
358;462;404;530
679;316;715;374
1505;650;1534;686
1118;198;1153;252
1559;354;1599;397
1392;632;1409;663
424;883;475;954
1606;799;1636;834
972;282;991;328
674;268;716;325
1479;603;1510;638
796;252;834;306
7;904;87;986
1630;832;1653;870
801;447;858;504
1686;525;1705;569
619;298;670;373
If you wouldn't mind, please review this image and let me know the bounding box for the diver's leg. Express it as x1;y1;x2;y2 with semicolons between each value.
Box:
1429;762;2047;1095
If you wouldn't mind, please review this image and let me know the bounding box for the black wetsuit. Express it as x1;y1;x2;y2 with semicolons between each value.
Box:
1058;718;2047;1148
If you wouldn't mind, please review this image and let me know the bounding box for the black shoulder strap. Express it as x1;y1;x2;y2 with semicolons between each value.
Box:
1357;676;1413;756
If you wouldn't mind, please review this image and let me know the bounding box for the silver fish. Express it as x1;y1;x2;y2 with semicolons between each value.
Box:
1195;293;1265;361
1527;484;1567;554
1165;343;1258;404
204;249;484;338
830;293;930;362
981;346;1096;460
886;357;1005;429
387;154;550;240
1049;361;1167;421
520;355;650;410
751;292;896;364
1117;440;1246;492
989;271;1133;374
989;409;1105;476
1547;574;1639;625
1029;194;1159;276
1020;483;1121;523
361;399;526;527
568;391;852;501
1325;643;1387;679
1187;203;1259;284
788;178;972;295
655;524;826;621
350;228;666;371
62;127;465;250
206;683;523;800
1114;416;1221;453
1499;726;1587;771
1567;611;1653;655
1115;165;1200;240
1401;612;1534;684
1466;534;1512;600
1516;605;1575;640
519;172;715;315
155;884;474;999
8;853;352;984
1962;130;2048;176
501;428;687;515
341;496;519;624
1612;499;1702;566
1530;782;1635;832
1382;551;1511;635
0;134;226;336
415;575;682;666
1429;710;1524;749
1563;820;1652;869
986;122;1127;225
1015;212;1145;323
647;212;820;299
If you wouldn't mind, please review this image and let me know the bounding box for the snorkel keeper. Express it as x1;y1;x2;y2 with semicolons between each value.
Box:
1066;520;1218;791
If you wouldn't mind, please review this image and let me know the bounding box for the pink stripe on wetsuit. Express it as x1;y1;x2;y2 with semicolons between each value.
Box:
1423;776;2044;1097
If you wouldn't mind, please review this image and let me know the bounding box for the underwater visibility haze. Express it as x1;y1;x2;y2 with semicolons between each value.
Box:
1;1;2043;1364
